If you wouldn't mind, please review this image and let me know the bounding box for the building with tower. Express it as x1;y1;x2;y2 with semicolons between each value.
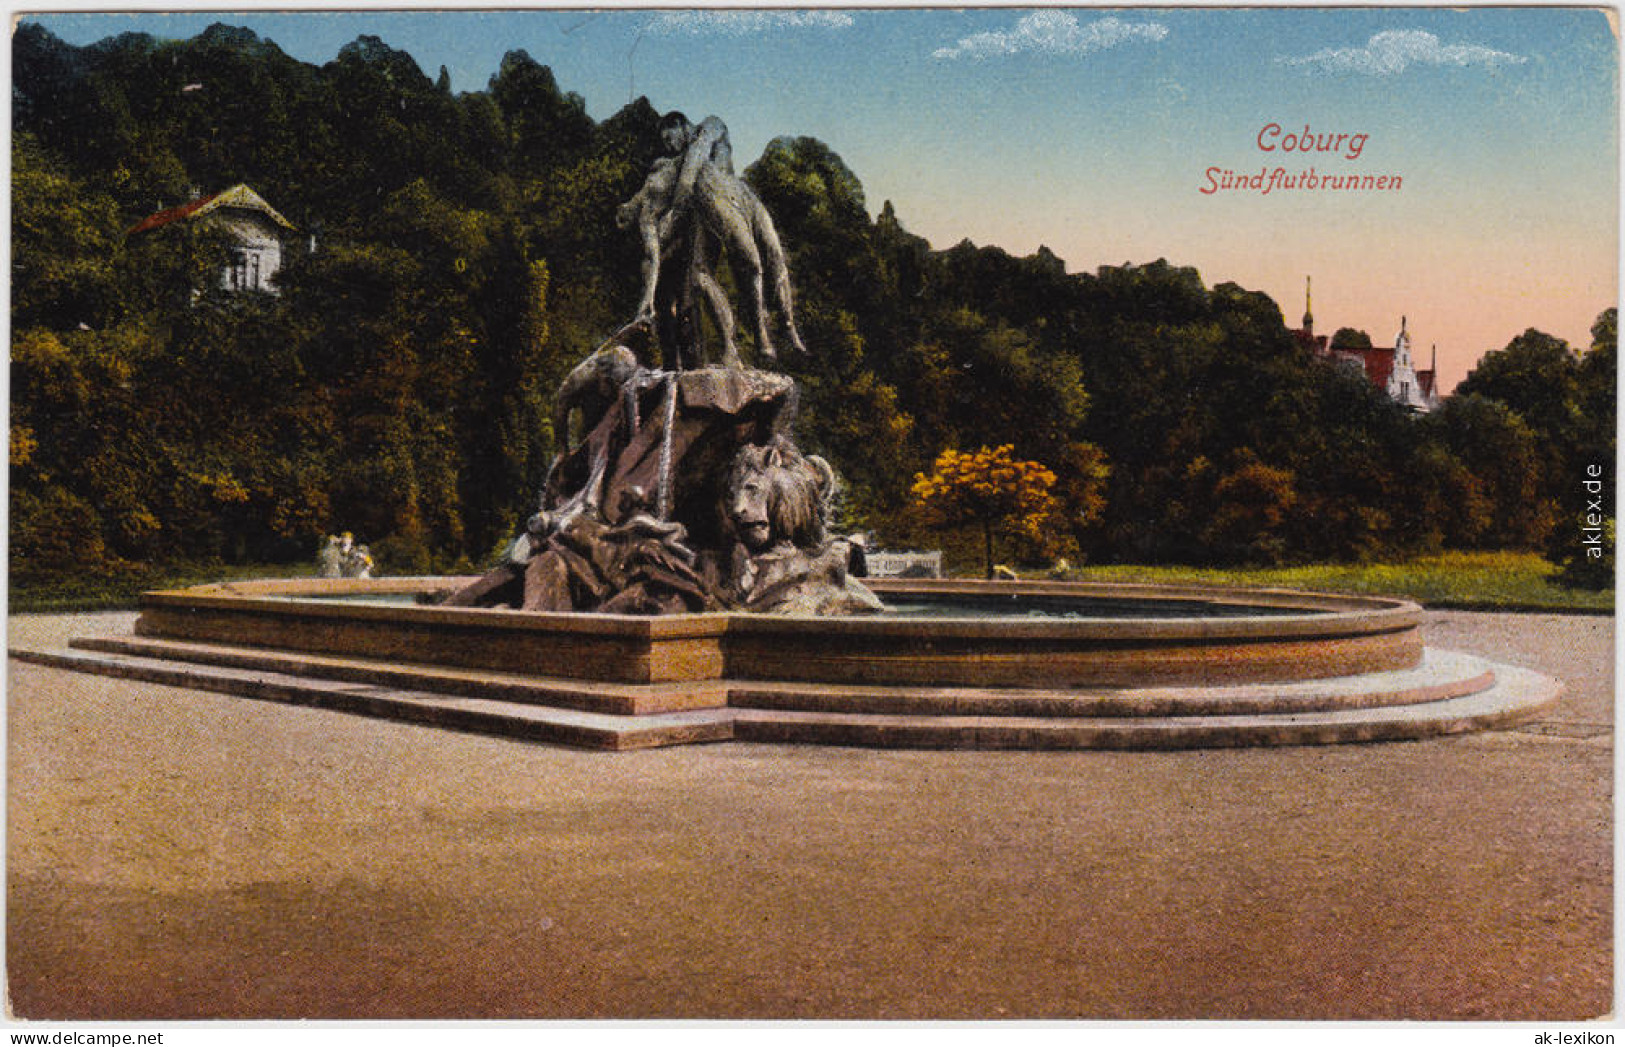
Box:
1384;317;1441;412
1293;277;1440;413
1293;276;1329;355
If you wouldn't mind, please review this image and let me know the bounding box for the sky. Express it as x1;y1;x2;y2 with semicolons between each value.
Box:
17;4;1621;391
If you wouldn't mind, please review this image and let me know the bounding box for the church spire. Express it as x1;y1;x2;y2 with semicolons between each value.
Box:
1302;275;1314;333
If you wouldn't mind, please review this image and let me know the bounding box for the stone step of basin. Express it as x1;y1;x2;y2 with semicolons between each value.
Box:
11;641;1562;752
731;662;1561;750
10;647;733;751
69;635;727;716
729;649;1495;718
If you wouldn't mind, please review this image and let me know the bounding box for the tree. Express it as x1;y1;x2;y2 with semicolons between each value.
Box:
1458;328;1579;428
1416;394;1554;548
10;19;1590;585
789;306;914;526
1455;327;1580;502
1200;451;1301;564
902;308;1091;470
1398;441;1493;550
911;445;1061;577
11;134;123;331
745;135;877;322
1330;327;1373;351
489;50;593;175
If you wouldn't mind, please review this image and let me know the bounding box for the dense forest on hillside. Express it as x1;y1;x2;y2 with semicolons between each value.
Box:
10;22;1616;585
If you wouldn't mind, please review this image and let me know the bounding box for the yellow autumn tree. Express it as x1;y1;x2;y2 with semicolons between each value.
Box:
911;444;1060;578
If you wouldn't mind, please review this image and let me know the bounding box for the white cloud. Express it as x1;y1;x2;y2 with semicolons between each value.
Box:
1280;29;1527;76
648;10;854;36
932;12;1169;61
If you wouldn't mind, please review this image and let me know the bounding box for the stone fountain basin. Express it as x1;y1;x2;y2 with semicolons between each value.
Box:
133;576;1424;690
17;575;1557;750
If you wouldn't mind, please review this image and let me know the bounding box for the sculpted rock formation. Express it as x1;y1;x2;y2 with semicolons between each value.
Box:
443;364;879;615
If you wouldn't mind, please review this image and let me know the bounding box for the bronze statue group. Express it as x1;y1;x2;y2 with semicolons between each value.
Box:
617;112;806;370
439;113;879;617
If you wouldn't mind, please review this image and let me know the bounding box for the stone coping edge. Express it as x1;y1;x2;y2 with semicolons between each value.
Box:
141;576;1422;644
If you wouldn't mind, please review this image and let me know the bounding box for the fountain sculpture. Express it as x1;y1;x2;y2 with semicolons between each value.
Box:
439;111;878;619
9;113;1563;750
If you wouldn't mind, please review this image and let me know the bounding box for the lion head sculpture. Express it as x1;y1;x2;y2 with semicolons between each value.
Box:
723;437;836;553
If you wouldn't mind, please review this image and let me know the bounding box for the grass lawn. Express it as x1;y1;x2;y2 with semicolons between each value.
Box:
8;561;321;615
1067;551;1613;613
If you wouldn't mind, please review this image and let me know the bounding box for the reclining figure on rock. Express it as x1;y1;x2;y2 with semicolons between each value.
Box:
552;342;643;452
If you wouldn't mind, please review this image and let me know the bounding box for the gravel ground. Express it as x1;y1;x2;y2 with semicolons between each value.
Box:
5;610;1613;1020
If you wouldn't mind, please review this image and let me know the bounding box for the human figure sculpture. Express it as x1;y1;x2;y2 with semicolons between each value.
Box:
344;543;374;579
616;158;742;369
553;342;642;451
317;535;344;578
619;112;807;369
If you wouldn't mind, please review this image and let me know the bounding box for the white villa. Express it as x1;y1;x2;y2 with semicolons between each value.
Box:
127;184;296;294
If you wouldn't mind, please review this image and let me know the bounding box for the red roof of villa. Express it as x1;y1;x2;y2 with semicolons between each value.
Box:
127;184;295;235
